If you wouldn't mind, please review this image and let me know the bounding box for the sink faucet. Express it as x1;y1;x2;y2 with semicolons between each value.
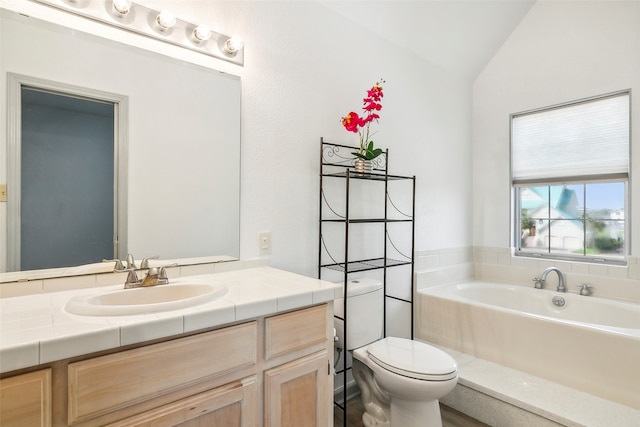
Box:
140;267;170;287
534;267;566;292
123;266;170;289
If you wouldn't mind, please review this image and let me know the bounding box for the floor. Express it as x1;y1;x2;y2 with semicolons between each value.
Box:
334;396;489;427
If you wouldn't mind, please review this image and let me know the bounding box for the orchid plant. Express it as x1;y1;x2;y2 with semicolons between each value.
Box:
341;79;385;160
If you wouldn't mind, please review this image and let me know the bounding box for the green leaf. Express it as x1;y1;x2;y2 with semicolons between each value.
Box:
351;151;366;160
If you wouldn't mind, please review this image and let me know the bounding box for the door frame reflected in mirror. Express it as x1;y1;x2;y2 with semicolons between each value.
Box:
7;74;129;271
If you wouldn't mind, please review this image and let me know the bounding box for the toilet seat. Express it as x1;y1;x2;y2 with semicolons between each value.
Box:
367;337;457;381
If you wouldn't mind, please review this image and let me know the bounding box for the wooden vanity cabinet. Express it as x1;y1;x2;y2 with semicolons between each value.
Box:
0;369;52;426
0;302;333;427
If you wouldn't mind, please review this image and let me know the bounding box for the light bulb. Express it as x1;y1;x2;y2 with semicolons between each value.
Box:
192;25;212;42
223;36;244;54
112;0;131;16
156;10;176;30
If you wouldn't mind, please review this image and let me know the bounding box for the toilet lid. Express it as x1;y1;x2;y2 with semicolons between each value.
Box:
367;337;457;381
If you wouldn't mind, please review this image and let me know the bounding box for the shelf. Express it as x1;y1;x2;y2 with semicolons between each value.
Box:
321;171;413;181
320;218;413;223
319;138;415;427
320;257;412;273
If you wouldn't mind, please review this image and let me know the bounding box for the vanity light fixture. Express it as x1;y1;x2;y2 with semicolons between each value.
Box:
224;36;244;54
192;25;212;42
112;0;131;16
155;10;176;31
31;0;245;66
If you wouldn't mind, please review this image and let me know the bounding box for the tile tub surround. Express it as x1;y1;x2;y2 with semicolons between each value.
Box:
473;247;640;304
0;267;342;373
413;246;640;304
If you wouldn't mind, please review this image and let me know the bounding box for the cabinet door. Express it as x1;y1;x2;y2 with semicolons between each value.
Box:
0;369;51;427
264;352;330;427
106;377;257;427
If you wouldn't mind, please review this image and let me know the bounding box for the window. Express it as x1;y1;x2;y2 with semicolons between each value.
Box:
512;91;630;263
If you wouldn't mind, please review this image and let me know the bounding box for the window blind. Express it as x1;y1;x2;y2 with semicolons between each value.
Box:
512;92;630;183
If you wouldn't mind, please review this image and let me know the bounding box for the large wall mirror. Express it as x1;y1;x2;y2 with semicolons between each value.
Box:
0;8;241;281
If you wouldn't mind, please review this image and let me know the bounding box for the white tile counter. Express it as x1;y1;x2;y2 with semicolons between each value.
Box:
0;267;342;374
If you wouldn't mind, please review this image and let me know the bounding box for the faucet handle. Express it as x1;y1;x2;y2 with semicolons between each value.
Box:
158;266;169;285
532;277;544;289
123;268;140;288
141;256;159;269
126;254;137;270
103;258;125;271
156;264;177;285
577;284;593;296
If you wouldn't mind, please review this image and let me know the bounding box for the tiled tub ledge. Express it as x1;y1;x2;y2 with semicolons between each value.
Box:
432;344;640;427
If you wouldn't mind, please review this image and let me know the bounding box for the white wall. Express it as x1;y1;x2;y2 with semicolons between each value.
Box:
238;1;474;276
135;0;474;277
473;1;640;301
0;0;473;279
474;0;640;248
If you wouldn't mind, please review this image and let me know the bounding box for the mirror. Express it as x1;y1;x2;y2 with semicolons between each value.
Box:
0;9;241;281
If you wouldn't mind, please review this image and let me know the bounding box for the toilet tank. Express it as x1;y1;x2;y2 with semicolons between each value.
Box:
334;278;383;350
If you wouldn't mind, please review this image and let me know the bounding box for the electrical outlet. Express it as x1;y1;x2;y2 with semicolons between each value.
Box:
0;184;6;202
258;231;271;256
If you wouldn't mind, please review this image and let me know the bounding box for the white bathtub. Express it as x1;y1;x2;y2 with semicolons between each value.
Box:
416;281;640;410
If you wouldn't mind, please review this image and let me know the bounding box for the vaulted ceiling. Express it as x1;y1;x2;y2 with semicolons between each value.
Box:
320;0;536;81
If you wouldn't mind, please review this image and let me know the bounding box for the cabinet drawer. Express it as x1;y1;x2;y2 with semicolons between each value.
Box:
68;321;257;424
265;304;328;360
0;369;51;427
106;377;257;427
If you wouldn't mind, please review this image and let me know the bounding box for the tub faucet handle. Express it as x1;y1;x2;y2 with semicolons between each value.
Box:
532;277;544;289
577;284;593;296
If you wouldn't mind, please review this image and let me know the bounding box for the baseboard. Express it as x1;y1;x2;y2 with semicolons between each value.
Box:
333;377;359;406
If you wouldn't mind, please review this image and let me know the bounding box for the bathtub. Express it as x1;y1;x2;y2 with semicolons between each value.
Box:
416;281;640;410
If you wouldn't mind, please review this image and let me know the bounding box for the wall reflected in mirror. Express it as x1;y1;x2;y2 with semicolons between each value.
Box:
0;8;241;281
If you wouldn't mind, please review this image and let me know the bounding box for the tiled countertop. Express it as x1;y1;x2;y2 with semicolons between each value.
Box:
0;267;341;374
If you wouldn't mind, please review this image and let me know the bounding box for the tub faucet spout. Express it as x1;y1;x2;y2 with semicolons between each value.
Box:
540;267;565;292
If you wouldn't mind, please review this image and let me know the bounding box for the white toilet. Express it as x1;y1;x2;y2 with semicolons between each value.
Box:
334;278;458;427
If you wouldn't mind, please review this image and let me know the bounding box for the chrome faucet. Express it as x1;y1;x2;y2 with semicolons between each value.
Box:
534;267;566;292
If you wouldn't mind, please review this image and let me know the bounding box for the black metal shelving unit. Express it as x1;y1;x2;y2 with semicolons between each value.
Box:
317;137;415;426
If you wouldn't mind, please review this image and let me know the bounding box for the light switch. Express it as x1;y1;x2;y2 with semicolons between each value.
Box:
0;184;6;202
258;231;271;256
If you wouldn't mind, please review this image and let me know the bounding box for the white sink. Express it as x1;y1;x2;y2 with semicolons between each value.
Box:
64;282;229;316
